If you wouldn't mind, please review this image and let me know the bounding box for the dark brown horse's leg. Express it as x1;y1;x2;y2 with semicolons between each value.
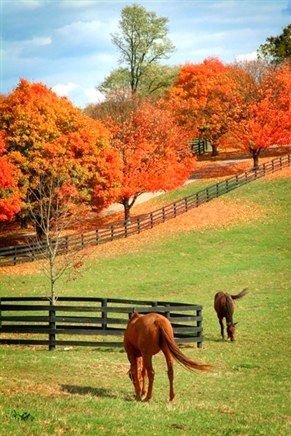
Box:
163;347;175;401
143;355;155;402
219;318;225;339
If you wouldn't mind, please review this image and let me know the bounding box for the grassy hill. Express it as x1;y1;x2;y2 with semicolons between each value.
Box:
0;173;290;435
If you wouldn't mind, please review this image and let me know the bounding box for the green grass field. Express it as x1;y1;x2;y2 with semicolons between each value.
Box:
0;175;290;435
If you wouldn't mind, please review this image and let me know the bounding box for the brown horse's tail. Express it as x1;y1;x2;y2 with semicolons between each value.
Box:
230;288;248;300
157;321;211;372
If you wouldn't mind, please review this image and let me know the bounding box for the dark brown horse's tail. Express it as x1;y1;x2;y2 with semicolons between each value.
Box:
230;288;248;300
158;322;211;372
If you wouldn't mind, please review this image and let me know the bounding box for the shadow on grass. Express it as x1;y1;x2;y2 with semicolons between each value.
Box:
61;384;118;399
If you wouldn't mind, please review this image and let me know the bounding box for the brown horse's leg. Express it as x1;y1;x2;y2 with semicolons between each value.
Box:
162;347;175;401
219;318;225;339
128;354;142;401
141;365;147;398
143;355;155;402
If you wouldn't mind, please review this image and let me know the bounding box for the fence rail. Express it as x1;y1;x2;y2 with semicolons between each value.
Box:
0;296;203;350
0;154;290;266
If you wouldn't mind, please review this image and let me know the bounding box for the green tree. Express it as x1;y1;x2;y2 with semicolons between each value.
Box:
257;24;291;64
98;64;178;100
111;3;175;96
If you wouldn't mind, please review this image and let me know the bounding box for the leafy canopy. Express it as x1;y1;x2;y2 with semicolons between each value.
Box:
111;3;175;95
257;24;291;64
0;79;119;222
166;58;256;154
93;101;194;221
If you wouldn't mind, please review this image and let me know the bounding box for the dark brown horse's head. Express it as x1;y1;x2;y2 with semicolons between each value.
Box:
227;322;238;341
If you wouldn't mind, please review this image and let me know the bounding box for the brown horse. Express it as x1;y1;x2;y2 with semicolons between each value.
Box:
124;312;210;402
214;288;248;341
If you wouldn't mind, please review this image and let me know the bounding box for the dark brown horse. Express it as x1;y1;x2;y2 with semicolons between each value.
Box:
214;288;248;341
124;312;210;402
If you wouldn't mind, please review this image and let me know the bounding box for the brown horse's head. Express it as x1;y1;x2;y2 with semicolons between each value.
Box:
226;322;238;341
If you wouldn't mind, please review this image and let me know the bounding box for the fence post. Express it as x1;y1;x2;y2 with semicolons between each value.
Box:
110;225;114;241
162;207;166;222
96;229;99;244
101;299;107;331
206;188;209;201
195;193;199;206
165;304;170;320
81;234;84;248
151;301;158;312
13;246;17;265
150;213;154;228
65;236;69;253
173;202;177;217
49;302;56;351
31;243;36;261
197;307;202;349
137;218;141;234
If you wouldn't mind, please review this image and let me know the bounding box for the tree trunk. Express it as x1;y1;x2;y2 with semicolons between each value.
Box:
19;215;30;229
211;142;219;156
123;199;131;224
35;220;45;240
251;149;260;170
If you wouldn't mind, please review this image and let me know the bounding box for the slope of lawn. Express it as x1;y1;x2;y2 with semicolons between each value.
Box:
0;174;290;435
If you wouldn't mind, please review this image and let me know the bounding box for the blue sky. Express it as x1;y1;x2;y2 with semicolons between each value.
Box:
1;0;290;108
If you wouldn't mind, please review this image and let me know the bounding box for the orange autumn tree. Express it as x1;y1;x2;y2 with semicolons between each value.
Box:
94;101;194;222
233;62;291;169
0;132;22;222
0;79;119;232
166;58;255;155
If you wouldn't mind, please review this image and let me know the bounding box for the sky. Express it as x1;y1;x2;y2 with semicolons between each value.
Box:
1;0;290;108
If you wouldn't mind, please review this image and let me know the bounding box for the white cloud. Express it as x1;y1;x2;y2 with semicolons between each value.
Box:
235;51;257;62
30;36;52;46
60;0;97;8
52;81;104;108
55;18;118;45
4;35;52;57
16;0;43;9
83;87;104;103
52;82;77;97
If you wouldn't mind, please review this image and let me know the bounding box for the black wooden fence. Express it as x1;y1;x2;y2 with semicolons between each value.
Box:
190;138;208;155
0;154;290;266
0;297;203;350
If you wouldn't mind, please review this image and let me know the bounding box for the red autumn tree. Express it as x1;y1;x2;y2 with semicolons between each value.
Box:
0;79;119;232
166;58;256;155
0;132;22;222
94;101;195;222
233;62;291;169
